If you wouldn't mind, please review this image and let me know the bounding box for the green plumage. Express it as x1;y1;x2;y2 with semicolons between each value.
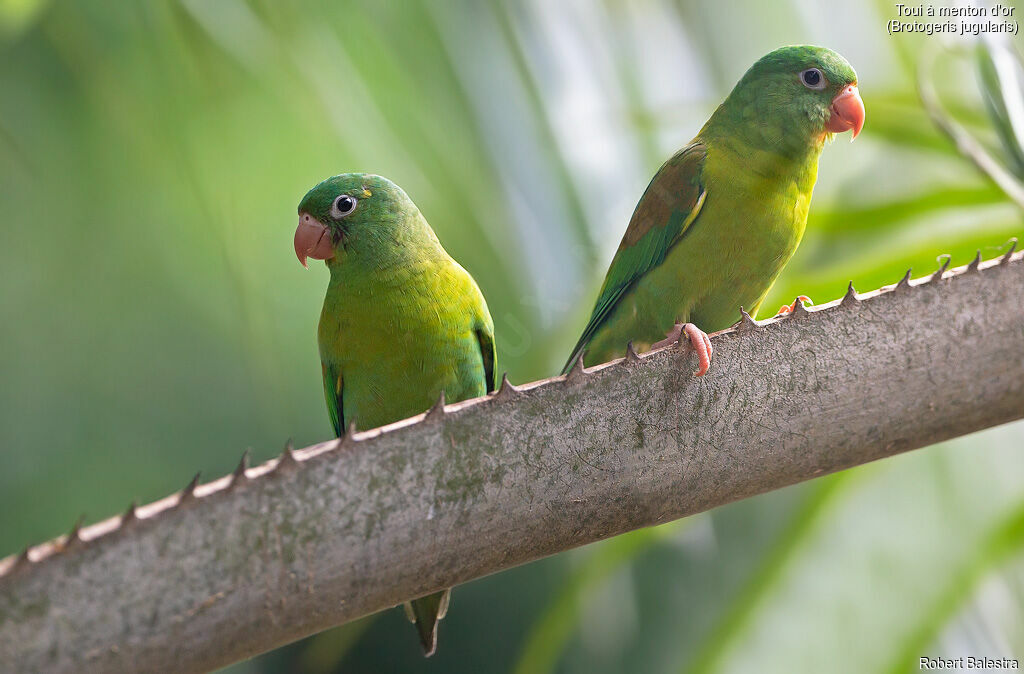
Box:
298;173;495;656
565;46;859;371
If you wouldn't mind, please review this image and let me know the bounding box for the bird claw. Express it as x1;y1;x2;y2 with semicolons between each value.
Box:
776;295;812;315
652;322;713;376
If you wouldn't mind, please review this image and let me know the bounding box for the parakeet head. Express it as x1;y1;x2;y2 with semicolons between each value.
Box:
710;45;864;154
294;173;435;268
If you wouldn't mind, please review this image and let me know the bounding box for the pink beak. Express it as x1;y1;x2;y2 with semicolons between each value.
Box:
294;213;335;268
825;84;865;139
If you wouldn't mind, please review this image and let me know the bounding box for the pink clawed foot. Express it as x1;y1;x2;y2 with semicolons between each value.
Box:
683;324;713;376
776;295;812;315
652;322;713;376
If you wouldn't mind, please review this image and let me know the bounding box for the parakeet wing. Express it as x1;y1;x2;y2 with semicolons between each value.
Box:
322;361;343;436
476;326;497;394
563;142;708;372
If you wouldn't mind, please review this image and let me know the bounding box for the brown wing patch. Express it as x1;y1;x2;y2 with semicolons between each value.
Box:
619;143;707;249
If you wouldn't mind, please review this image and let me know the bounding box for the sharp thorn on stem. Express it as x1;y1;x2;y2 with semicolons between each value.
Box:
231;449;250;486
966;250;982;273
566;352;586;382
895;269;912;292
1001;238;1018;264
841;281;858;305
180;472;201;502
425;391;446;421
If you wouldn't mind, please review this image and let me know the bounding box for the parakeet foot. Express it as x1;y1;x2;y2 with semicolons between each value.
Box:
776;295;812;315
652;322;713;377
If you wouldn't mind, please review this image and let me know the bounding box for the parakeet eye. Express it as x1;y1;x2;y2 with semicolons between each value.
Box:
331;195;357;219
800;68;826;90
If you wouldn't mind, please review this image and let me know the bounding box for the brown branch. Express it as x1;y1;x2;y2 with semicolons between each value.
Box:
1;248;1023;673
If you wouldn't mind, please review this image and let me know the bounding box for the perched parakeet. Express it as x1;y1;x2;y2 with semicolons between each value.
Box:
294;173;496;656
564;45;864;375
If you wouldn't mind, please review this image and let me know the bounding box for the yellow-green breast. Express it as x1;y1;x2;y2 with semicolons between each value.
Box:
319;254;492;432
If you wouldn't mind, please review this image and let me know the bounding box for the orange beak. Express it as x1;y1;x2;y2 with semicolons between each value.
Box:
294;213;335;268
825;84;865;139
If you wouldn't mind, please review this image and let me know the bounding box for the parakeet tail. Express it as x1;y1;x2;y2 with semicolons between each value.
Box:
403;588;450;657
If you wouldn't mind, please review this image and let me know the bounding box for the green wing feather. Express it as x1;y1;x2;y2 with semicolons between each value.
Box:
322;361;344;436
563;142;708;373
476;326;497;393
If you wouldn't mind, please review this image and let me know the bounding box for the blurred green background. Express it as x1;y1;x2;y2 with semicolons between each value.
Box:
2;1;1023;672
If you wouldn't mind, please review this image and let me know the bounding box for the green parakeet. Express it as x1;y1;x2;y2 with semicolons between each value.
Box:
295;173;496;656
564;45;864;375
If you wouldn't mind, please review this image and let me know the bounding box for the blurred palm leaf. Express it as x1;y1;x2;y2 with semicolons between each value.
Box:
977;39;1024;178
917;39;1024;211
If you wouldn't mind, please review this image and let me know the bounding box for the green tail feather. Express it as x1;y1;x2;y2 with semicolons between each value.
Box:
403;589;450;657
